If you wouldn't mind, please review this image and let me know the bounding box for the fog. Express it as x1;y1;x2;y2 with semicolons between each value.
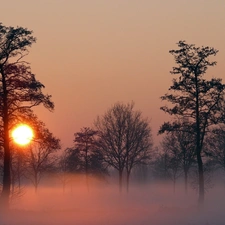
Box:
1;176;225;225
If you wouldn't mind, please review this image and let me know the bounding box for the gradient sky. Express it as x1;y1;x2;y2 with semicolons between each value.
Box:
2;0;225;148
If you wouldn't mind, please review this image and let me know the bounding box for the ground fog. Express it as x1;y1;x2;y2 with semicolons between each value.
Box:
1;177;225;225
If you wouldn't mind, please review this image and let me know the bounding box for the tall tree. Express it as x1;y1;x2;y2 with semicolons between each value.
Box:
95;102;152;192
159;41;225;205
0;23;54;208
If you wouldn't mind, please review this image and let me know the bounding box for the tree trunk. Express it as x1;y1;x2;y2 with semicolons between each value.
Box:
34;173;38;193
197;150;204;205
86;173;89;192
1;136;11;210
184;170;188;195
196;118;205;206
85;147;89;192
119;170;123;193
195;72;205;207
126;171;130;193
18;153;22;190
173;179;176;194
0;71;11;210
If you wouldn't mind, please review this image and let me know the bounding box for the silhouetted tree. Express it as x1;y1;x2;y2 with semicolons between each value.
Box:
152;149;171;180
0;148;4;185
56;151;72;193
0;23;54;208
73;127;107;190
123;108;153;192
132;164;150;183
190;158;214;194
161;129;196;194
161;135;182;193
159;41;225;205
25;120;60;192
205;126;225;172
62;128;107;191
95;102;153;192
74;127;98;190
11;146;27;192
64;147;82;173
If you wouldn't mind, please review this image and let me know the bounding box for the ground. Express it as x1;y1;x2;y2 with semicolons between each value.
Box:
1;179;225;225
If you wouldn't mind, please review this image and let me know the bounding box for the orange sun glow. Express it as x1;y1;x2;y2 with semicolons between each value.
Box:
12;124;34;145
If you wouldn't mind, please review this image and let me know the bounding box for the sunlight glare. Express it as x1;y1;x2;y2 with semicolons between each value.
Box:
12;124;34;145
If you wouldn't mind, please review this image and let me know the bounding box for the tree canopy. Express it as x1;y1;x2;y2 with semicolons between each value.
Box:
0;23;54;208
159;40;225;205
95;102;153;192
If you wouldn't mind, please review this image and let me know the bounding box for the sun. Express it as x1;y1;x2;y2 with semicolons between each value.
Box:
12;124;34;145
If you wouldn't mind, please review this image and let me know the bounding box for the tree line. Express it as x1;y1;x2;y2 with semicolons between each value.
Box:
1;23;225;209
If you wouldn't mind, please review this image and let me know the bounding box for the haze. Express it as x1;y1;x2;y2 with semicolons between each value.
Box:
2;0;225;148
1;176;225;225
1;1;225;224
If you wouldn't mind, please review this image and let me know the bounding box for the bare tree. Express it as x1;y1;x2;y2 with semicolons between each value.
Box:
64;147;83;173
65;127;108;190
95;102;153;192
161;130;196;194
123;109;153;192
205;126;225;172
55;147;82;194
161;135;182;193
56;151;72;193
152;147;172;180
11;146;27;192
25;121;60;192
74;127;100;190
159;41;225;205
0;23;54;208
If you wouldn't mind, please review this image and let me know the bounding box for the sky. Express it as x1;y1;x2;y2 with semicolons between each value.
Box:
1;0;225;148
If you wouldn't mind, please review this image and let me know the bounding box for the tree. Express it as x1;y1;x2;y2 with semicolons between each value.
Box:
56;151;72;193
159;41;225;205
89;148;108;178
55;147;82;194
74;127;99;189
64;147;83;173
8;145;26;204
72;127;107;190
161;134;182;193
161;129;196;194
152;148;171;180
95;102;153;192
10;145;27;192
74;127;98;175
0;23;54;208
123;108;153;192
25;121;60;192
205;126;225;172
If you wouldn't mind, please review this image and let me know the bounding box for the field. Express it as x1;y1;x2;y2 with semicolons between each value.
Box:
1;178;225;225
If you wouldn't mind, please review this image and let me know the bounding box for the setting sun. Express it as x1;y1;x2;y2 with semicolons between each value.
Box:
12;124;34;145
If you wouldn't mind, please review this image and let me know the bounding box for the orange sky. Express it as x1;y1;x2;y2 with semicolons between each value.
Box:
2;0;225;148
